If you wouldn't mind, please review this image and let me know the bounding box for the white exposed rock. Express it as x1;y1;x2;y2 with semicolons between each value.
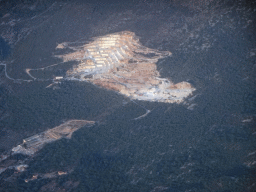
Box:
50;31;195;103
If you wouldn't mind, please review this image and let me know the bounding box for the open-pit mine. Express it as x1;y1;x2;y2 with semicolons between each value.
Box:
26;31;195;103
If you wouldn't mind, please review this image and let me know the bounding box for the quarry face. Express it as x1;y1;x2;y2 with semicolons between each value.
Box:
55;31;195;103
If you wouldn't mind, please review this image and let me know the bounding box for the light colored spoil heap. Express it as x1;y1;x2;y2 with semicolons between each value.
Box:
56;31;195;103
11;120;95;156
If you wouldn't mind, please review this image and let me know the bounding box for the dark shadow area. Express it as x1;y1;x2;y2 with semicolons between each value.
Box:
0;37;11;60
